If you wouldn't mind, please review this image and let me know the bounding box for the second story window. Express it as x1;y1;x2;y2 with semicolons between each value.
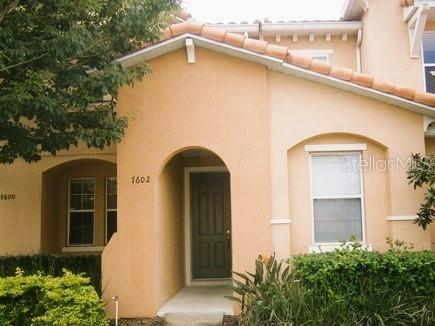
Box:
422;33;435;93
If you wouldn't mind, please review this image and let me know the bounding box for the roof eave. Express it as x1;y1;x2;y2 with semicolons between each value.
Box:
117;34;435;118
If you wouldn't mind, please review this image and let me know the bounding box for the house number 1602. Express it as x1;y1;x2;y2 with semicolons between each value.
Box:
131;176;151;184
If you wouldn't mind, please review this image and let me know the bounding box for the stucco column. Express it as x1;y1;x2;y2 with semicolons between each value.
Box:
270;149;291;259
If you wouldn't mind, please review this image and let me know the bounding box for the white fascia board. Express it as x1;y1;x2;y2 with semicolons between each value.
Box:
117;34;435;118
261;21;362;34
117;34;187;68
207;22;362;36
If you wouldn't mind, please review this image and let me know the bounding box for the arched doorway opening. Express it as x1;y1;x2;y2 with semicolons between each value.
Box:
156;147;233;315
41;159;117;253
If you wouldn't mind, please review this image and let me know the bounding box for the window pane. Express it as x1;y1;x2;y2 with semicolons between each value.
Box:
314;198;362;242
70;195;82;210
424;66;435;94
107;177;117;193
107;211;117;242
82;195;94;210
312;154;361;197
82;179;94;194
423;33;435;64
107;194;117;210
70;180;82;194
69;212;94;245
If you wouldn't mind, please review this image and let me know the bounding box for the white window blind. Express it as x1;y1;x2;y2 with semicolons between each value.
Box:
311;153;363;243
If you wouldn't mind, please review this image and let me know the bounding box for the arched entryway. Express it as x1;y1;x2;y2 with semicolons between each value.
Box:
156;147;233;315
41;159;117;254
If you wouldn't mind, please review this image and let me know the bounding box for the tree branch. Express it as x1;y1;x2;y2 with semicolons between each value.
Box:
2;52;48;71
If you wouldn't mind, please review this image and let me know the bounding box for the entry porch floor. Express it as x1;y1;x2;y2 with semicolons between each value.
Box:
157;286;234;317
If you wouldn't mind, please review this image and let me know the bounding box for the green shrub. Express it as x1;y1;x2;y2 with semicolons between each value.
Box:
0;270;108;326
292;241;435;298
232;245;435;325
0;253;101;294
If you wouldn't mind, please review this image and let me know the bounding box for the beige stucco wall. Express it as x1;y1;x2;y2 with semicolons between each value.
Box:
360;0;424;91
0;145;116;255
265;35;357;70
102;47;272;318
267;69;431;254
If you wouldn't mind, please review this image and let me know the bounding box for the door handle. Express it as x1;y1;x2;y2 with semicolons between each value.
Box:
226;229;231;246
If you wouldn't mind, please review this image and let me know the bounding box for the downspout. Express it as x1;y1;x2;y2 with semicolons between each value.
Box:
356;28;363;72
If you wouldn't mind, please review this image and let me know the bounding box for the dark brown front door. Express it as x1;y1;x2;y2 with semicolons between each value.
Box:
191;172;232;279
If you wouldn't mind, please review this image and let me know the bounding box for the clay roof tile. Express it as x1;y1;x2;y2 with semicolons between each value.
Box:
170;22;189;36
311;60;332;75
186;22;204;35
330;66;353;81
144;22;435;108
351;72;374;88
224;32;245;47
243;38;268;54
415;92;435;107
265;44;288;60
201;25;226;42
287;53;313;69
393;84;416;100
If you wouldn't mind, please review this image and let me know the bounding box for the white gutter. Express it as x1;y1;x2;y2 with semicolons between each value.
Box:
117;34;435;118
206;21;362;36
356;28;362;72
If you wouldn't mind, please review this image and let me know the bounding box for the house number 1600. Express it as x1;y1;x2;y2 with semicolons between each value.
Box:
131;176;151;184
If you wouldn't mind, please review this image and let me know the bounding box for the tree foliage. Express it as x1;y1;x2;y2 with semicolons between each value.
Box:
407;153;435;229
0;0;180;163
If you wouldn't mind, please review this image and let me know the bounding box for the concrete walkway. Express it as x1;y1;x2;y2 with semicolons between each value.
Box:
157;286;234;317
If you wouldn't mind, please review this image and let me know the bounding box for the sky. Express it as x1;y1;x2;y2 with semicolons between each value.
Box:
183;0;347;23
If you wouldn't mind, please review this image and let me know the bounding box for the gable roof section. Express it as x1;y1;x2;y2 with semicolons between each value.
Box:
118;22;435;117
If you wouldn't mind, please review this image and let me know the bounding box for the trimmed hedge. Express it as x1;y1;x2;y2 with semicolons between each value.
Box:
0;253;101;294
0;270;108;326
292;244;435;298
232;243;435;325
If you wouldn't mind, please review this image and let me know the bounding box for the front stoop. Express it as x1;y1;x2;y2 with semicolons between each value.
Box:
163;312;224;326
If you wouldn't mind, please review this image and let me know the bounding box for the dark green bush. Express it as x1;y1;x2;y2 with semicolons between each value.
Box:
0;270;108;326
232;245;435;325
292;242;435;298
0;253;101;294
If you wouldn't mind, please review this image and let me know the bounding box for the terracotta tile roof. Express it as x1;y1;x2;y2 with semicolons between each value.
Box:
400;0;414;7
158;22;435;107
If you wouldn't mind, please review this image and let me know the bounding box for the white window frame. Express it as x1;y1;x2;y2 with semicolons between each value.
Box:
308;151;367;246
289;49;333;63
421;31;435;93
67;177;95;246
105;176;117;244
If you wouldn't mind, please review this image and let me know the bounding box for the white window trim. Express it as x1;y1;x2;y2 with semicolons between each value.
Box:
308;151;367;246
309;243;373;253
289;49;333;63
67;177;96;247
305;143;367;152
105;176;117;244
421;31;435;93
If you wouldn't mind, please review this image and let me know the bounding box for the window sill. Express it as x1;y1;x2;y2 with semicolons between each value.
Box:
62;246;105;253
309;243;373;253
